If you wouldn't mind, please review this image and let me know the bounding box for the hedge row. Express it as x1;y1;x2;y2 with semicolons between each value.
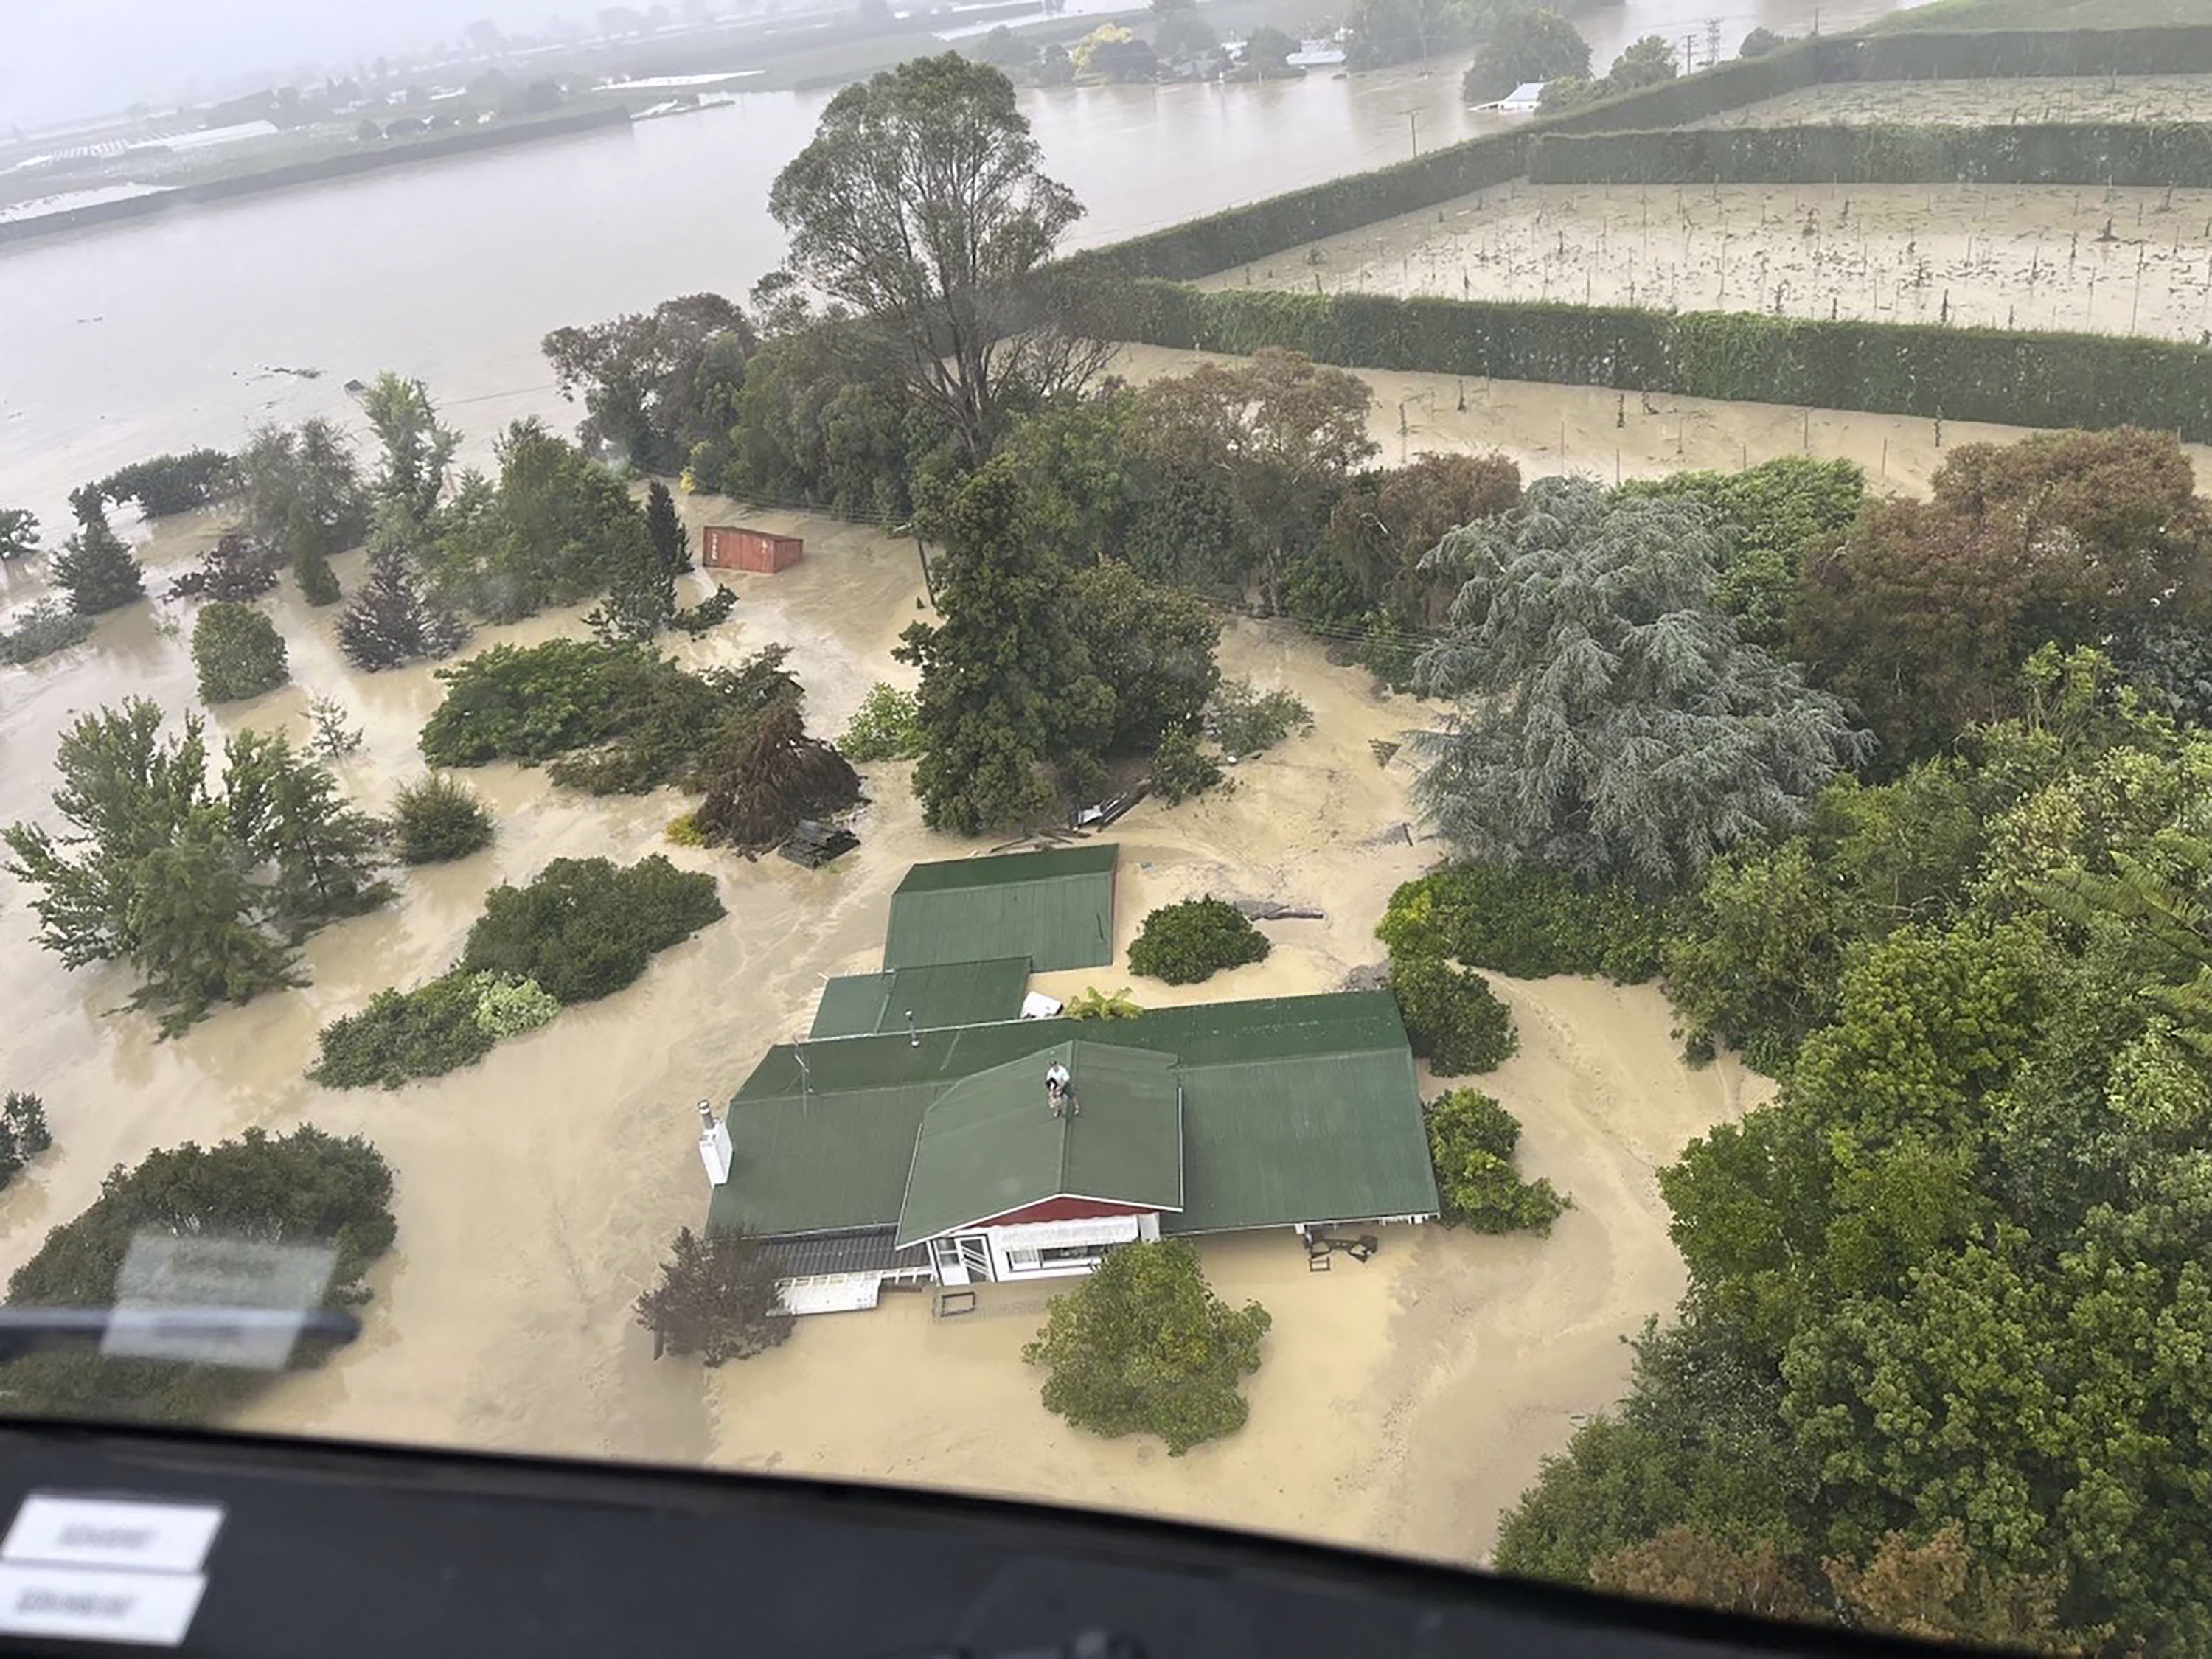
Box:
1056;279;2212;440
1530;122;2212;187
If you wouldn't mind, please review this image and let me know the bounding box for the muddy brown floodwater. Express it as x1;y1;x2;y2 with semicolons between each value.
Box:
0;474;1765;1564
1211;177;2212;340
1103;342;2212;493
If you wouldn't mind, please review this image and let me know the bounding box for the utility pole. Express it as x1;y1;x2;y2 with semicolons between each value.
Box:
1407;108;1419;159
1704;16;1721;69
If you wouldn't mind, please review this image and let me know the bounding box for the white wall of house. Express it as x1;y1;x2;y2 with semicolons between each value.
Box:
928;1211;1161;1285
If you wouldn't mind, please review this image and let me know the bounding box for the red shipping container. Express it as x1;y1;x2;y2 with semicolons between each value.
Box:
702;525;804;573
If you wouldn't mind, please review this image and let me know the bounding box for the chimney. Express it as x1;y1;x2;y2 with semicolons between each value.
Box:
697;1099;732;1186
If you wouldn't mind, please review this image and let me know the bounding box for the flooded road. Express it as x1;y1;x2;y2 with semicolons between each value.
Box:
0;0;1919;531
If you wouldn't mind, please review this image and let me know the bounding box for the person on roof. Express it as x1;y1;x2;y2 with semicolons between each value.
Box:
1045;1060;1074;1117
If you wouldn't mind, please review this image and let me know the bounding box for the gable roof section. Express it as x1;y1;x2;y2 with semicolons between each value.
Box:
883;844;1118;972
808;957;1031;1040
706;1080;935;1238
1165;1047;1436;1233
894;1040;1183;1248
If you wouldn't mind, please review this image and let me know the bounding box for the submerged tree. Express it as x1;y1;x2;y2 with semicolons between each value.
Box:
1413;477;1871;888
542;293;752;471
644;479;691;574
695;701;861;852
4;701;389;1033
49;512;145;616
361;371;460;522
237;420;370;599
762;54;1097;461
0;507;41;562
1023;1239;1270;1455
336;534;470;672
633;1226;793;1365
585;516;676;644
896;460;1107;832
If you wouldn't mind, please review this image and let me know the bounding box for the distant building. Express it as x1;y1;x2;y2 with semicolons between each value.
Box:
1498;80;1547;114
701;843;1441;1315
1287;36;1347;66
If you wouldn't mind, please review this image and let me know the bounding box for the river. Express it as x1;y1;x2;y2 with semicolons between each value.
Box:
0;0;1917;536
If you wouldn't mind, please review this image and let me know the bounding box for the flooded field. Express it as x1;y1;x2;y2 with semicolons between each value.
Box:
1689;72;2212;128
1204;177;2212;339
1103;342;2212;493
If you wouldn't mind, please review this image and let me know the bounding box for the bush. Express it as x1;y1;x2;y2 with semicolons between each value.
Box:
634;1226;794;1365
694;701;861;852
1151;723;1223;803
420;639;800;799
467;971;560;1037
671;586;738;636
1389;954;1519;1075
459;855;725;1005
1206;679;1312;756
305;696;365;759
0;1091;53;1191
664;811;707;846
391;774;494;863
1425;1088;1569;1234
839;682;925;762
1127;896;1271;985
1023;1238;1271;1455
1065;986;1141;1020
0;602;94;666
191;602;289;703
167;533;279;602
1378;866;1666;983
308;973;495;1089
0;1125;394;1425
94;449;235;518
50;517;145;615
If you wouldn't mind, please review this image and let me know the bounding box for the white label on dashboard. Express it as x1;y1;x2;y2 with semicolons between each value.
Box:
1;1495;223;1573
0;1564;206;1646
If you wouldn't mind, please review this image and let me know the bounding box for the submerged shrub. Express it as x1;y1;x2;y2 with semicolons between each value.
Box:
1424;1088;1568;1234
838;681;924;762
391;773;494;864
1127;897;1270;985
1388;954;1518;1075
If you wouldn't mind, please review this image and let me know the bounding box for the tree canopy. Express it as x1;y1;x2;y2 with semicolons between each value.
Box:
0;1126;396;1426
762;55;1095;460
1411;476;1871;887
634;1227;794;1364
4;703;389;1033
1464;7;1589;102
543;293;753;471
1023;1239;1271;1455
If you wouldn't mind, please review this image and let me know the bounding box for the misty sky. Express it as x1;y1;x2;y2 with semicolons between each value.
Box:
2;0;579;130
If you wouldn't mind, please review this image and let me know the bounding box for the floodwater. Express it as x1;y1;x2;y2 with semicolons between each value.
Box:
1215;175;2212;339
0;487;1766;1564
0;0;1916;533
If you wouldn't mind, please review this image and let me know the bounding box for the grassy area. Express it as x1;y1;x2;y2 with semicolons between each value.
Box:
1877;0;2206;29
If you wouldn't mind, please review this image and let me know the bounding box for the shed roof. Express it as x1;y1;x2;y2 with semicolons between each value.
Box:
883;844;1117;972
809;957;1031;1040
717;992;1436;1242
895;1040;1183;1248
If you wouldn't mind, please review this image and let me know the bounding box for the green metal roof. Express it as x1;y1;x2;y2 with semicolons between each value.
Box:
808;958;1032;1040
720;992;1437;1242
894;843;1118;894
894;1041;1183;1248
705;1082;934;1237
883;844;1119;972
1164;1049;1437;1234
